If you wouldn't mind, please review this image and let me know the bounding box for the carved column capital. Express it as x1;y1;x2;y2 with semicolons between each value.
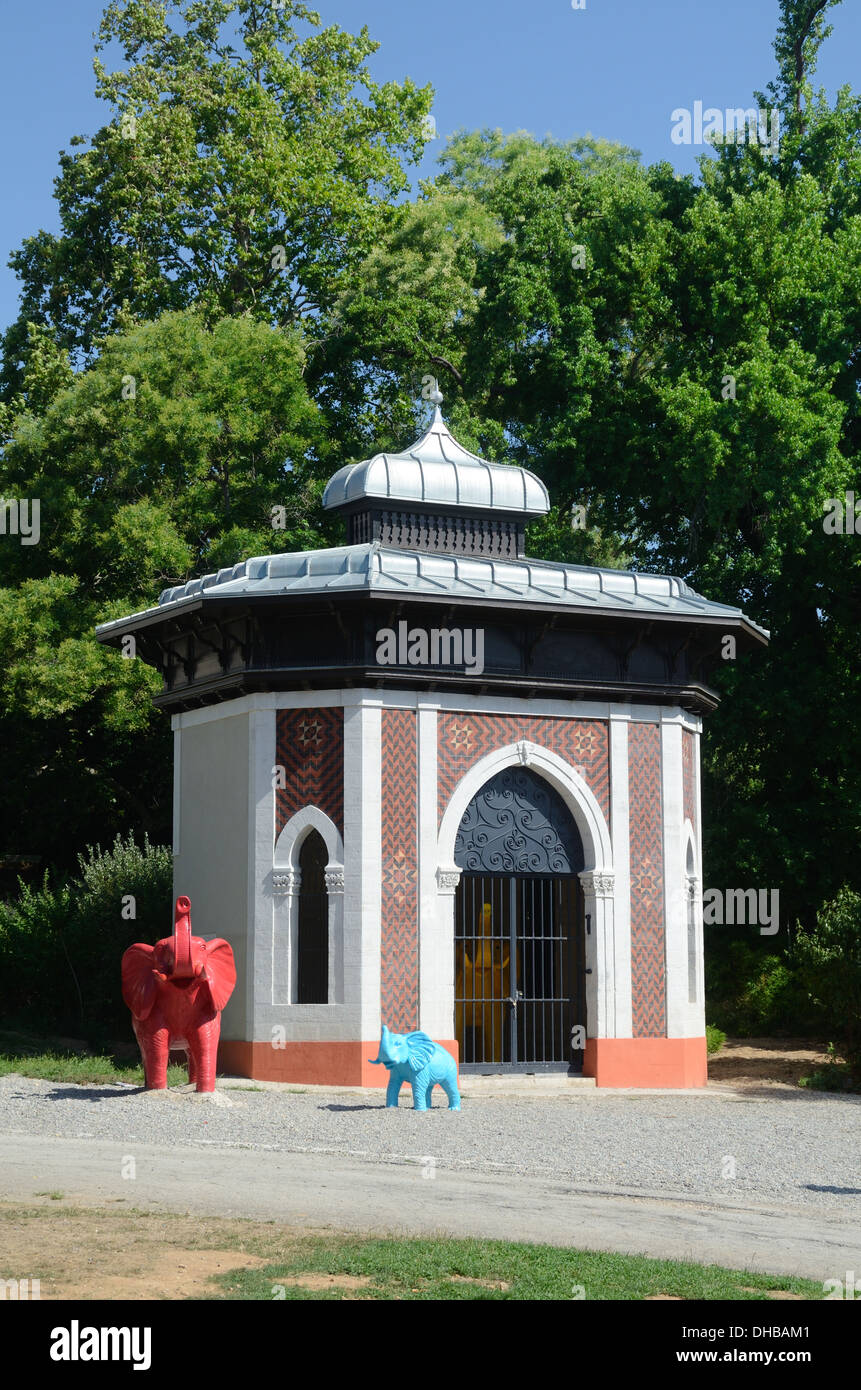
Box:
324;867;345;894
272;868;299;895
579;869;615;900
436;866;462;894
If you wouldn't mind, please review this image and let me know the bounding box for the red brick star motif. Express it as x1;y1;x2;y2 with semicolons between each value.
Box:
631;857;661;901
448;721;473;754
298;718;323;748
572;726;596;760
383;850;416;902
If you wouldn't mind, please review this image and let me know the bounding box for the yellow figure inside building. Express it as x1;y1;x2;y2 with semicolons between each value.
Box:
457;901;512;1063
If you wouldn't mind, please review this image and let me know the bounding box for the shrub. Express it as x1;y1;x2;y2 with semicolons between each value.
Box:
706;1024;726;1055
793;887;861;1081
0;833;172;1042
704;936;823;1036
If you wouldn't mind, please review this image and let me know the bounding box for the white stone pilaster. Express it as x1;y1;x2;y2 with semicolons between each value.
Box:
344;696;381;1044
171;722;182;856
418;704;450;1036
249;707;276;1036
662;713;698;1037
578;869;616;1038
609;713;632;1038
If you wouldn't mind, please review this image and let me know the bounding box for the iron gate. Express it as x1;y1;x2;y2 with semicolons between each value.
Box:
455;873;584;1071
452;766;586;1073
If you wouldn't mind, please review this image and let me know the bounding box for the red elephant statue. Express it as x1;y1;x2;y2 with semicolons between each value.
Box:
121;896;236;1093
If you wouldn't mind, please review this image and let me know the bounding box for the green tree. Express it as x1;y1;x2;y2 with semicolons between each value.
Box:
0;309;322;870
794;888;861;1078
324;3;861;929
1;0;431;390
0;833;173;1039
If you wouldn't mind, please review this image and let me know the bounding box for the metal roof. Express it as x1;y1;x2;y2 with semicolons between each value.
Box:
322;406;550;517
94;543;769;640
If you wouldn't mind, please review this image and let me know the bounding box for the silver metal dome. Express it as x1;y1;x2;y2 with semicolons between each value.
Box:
322;406;550;518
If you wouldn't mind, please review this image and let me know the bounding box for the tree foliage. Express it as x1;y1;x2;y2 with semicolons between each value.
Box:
0;309;323;866
2;0;860;1022
1;0;431;390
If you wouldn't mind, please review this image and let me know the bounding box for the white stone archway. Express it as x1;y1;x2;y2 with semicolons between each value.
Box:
272;807;345;1005
436;740;616;1048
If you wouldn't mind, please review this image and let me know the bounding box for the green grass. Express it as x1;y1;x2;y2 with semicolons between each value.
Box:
706;1024;726;1055
0;1030;188;1086
205;1234;825;1302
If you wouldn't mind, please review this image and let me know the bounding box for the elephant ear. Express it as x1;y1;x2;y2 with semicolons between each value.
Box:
201;939;237;1011
121;944;158;1019
404;1031;436;1072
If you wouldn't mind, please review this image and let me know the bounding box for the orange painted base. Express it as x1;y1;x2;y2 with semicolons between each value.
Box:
583;1036;707;1088
218;1039;459;1088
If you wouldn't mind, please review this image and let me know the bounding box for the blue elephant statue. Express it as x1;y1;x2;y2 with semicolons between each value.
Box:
370;1025;461;1111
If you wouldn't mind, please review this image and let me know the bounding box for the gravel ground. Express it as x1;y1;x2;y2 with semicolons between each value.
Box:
1;1073;859;1211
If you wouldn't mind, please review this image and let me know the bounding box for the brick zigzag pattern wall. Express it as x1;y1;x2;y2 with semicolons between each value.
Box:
275;708;344;841
628;722;666;1037
437;713;610;826
380;709;419;1034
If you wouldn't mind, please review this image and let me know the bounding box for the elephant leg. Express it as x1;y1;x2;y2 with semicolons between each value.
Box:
385;1074;403;1108
189;1017;220;1093
424;1081;436;1108
411;1071;429;1111
138;1023;169;1090
442;1076;461;1111
185;1048;197;1087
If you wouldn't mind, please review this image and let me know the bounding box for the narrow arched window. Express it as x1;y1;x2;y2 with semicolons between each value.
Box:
297;831;328;1003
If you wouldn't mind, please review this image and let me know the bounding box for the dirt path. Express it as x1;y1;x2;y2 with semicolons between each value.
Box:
707;1038;839;1091
2;1132;858;1286
0;1202;337;1300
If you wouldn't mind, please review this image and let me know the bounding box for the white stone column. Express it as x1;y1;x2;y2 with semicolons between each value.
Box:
171;721;182;856
609;711;632;1038
249;706;277;1034
325;865;345;1005
271;867;298;1005
417;703;451;1036
691;716;706;1014
435;867;461;1041
578;869;616;1038
662;712;696;1037
343;695;381;1045
685;873;701;1007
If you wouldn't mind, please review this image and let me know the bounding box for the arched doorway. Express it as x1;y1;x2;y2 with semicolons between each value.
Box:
453;766;586;1073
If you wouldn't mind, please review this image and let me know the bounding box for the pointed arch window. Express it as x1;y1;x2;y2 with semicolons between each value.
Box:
297;831;328;1004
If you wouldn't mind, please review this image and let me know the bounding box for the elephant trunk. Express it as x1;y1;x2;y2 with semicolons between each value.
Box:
369;1024;391;1066
172;895;194;979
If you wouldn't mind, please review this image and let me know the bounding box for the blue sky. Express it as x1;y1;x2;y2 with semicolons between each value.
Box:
1;0;859;336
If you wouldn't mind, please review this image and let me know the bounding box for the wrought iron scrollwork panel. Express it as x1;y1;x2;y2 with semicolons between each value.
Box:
454;768;583;875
